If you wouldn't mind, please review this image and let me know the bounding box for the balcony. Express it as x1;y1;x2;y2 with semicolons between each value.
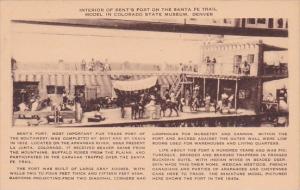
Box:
262;62;288;81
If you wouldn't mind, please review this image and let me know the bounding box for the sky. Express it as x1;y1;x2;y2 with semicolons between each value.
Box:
11;22;288;66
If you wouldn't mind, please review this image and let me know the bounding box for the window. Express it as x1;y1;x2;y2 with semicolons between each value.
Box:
56;86;65;94
268;18;274;28
247;18;256;24
47;85;55;94
47;85;66;94
233;55;242;74
223;19;231;24
234;55;242;63
257;18;266;24
247;54;255;64
277;18;283;28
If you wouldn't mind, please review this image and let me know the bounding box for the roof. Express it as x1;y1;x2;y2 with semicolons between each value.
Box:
12;19;288;37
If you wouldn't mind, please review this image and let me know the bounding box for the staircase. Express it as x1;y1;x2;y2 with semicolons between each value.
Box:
170;74;188;98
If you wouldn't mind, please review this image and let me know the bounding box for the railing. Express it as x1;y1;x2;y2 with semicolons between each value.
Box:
13;62;274;77
12;68;258;77
169;75;183;98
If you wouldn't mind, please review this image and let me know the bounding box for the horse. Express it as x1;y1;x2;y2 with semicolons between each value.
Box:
130;101;139;120
160;99;179;117
137;95;147;119
130;94;147;120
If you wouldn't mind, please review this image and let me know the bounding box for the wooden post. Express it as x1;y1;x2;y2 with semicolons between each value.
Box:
203;78;206;97
257;40;264;76
234;79;238;111
217;79;220;102
68;75;71;94
256;78;263;114
192;77;195;97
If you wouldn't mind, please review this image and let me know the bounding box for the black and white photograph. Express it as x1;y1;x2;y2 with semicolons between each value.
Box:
11;18;289;127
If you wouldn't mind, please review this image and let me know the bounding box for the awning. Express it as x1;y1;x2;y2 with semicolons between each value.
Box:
158;75;177;86
56;74;65;86
112;76;157;91
76;74;85;85
48;75;56;85
13;73;37;82
262;44;287;51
